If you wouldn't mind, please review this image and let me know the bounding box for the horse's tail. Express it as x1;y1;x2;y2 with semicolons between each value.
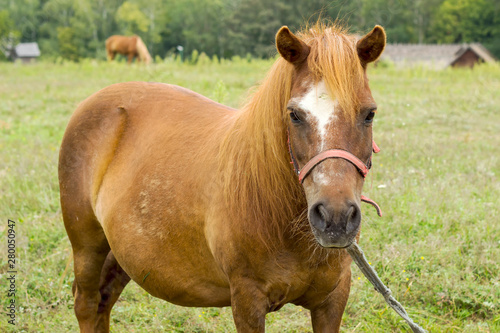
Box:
135;36;152;65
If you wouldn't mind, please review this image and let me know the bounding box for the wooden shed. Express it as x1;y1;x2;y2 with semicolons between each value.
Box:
11;43;41;63
380;43;496;69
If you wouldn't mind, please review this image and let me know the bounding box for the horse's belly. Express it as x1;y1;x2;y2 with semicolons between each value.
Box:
101;209;232;306
129;256;232;307
95;163;231;307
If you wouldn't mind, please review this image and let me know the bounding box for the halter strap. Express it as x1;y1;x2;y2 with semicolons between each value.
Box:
298;149;370;183
287;134;382;217
361;195;382;217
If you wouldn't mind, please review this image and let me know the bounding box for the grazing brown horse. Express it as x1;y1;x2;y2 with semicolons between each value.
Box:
59;22;386;332
105;35;152;64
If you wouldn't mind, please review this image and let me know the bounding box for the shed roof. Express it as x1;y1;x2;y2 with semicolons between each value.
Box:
461;43;496;63
380;43;496;69
14;43;41;58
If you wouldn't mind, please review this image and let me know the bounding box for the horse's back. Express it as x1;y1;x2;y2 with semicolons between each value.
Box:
60;81;234;212
60;80;235;239
106;35;135;52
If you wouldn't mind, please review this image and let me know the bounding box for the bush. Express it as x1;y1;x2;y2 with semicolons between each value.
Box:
190;49;199;65
197;52;211;66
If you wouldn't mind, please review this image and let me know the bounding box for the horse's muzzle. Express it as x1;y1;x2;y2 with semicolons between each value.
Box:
308;201;361;248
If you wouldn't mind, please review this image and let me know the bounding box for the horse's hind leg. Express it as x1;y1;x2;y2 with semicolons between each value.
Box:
62;200;110;332
60;87;128;332
95;251;131;333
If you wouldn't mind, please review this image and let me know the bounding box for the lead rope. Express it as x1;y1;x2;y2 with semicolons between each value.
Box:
287;135;425;331
347;242;427;333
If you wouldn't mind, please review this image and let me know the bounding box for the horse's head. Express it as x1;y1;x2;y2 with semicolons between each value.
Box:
277;24;386;248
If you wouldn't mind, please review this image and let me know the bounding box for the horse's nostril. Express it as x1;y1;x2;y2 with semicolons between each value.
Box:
309;202;361;236
345;204;361;234
309;203;328;232
318;204;329;222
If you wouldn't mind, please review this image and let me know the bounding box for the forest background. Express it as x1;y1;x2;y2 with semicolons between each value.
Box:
1;0;499;62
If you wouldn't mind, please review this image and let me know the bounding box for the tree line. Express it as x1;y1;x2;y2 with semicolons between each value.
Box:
1;0;499;62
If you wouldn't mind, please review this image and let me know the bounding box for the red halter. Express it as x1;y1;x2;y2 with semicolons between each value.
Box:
288;135;382;217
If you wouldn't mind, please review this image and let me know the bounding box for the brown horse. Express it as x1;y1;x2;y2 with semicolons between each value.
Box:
59;22;386;332
105;35;152;64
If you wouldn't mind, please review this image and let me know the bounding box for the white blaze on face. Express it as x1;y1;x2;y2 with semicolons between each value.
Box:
298;80;338;150
294;80;340;185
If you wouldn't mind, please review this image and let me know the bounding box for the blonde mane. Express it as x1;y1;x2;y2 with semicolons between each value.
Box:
217;23;365;249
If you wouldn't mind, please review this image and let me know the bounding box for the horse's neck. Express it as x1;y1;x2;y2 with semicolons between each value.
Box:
217;95;307;251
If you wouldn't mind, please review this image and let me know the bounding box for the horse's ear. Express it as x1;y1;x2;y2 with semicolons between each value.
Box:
357;25;386;66
276;26;310;65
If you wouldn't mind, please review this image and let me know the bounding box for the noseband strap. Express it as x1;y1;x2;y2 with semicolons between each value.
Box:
298;149;370;183
288;134;382;217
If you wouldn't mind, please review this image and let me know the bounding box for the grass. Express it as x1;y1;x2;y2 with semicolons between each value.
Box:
0;58;499;332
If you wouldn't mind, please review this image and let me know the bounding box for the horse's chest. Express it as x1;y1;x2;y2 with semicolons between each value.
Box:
226;251;347;307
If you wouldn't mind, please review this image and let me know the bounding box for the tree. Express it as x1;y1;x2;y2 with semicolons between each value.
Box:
0;10;20;60
1;0;498;60
1;0;41;43
116;1;149;35
430;0;497;43
57;26;79;61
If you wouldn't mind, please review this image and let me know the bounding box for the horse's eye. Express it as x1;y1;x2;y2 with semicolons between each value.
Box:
289;110;302;124
365;111;375;124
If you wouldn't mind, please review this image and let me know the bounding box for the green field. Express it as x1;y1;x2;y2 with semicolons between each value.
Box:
0;58;499;332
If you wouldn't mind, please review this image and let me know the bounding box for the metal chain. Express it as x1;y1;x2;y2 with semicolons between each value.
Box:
347;242;427;333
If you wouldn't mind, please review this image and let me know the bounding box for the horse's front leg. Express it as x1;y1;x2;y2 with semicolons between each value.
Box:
230;277;269;333
310;271;351;333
